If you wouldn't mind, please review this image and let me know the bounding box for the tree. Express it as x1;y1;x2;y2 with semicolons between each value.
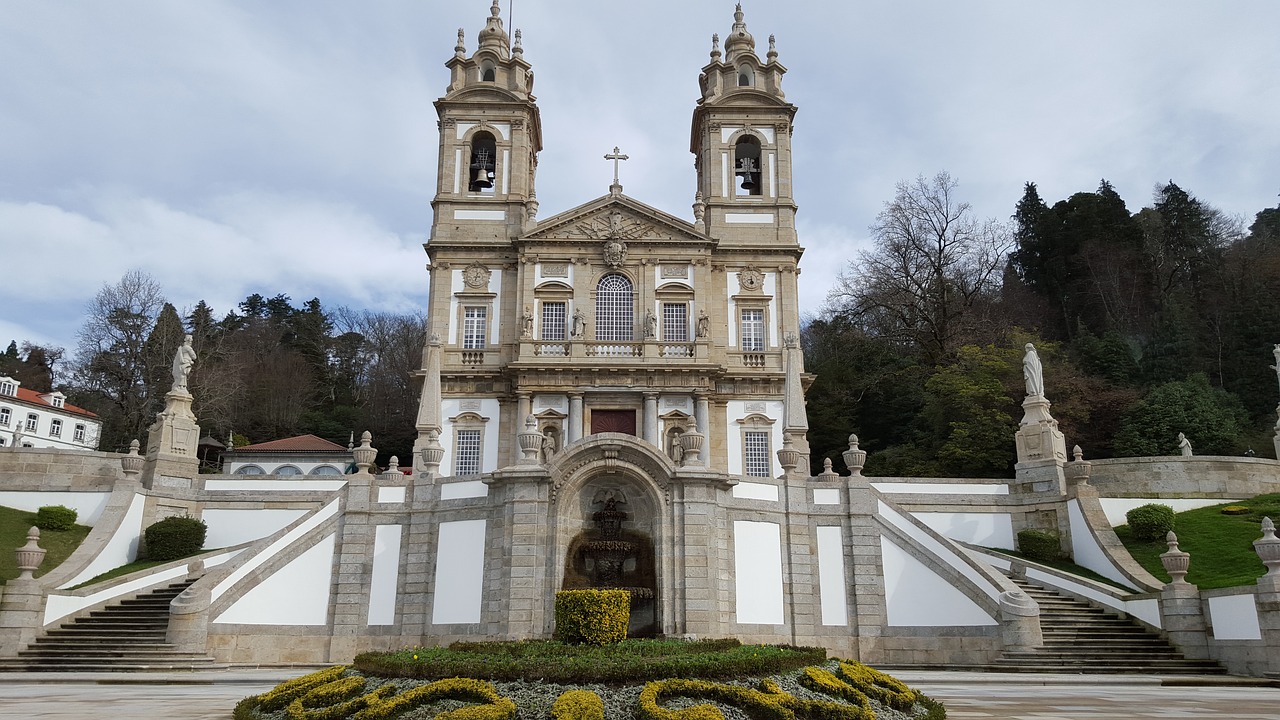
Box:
827;172;1013;364
69;270;166;451
1113;374;1249;457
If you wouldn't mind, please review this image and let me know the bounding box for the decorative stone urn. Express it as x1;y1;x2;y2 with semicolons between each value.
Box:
842;434;866;476
120;439;144;477
678;428;705;466
776;437;799;473
1064;445;1091;486
15;526;46;580
817;457;840;481
1160;531;1191;585
1254;517;1280;577
419;430;445;474
517;415;544;464
353;431;377;473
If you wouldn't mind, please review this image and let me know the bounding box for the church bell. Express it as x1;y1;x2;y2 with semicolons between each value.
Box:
469;149;495;190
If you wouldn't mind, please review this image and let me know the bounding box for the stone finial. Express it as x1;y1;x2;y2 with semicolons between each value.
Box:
513;29;523;56
1160;531;1191;586
767;34;777;61
386;456;400;474
420;429;444;475
1064;444;1091;486
776;436;799;472
353;431;376;473
710;33;721;60
842;433;866;476
455;27;466;56
15;526;46;580
818;457;840;481
678;428;705;467
121;438;144;476
517;414;544;465
1073;445;1083;462
1254;517;1280;577
692;191;705;223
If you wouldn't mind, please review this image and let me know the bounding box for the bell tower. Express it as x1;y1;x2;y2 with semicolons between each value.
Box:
432;0;542;245
690;4;797;247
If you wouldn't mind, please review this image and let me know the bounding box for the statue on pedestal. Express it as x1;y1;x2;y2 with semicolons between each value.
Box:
571;309;586;339
1178;432;1193;457
171;335;197;393
696;310;709;338
1022;343;1044;398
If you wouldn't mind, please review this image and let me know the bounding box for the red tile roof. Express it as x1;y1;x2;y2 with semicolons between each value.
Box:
233;434;349;453
8;387;99;419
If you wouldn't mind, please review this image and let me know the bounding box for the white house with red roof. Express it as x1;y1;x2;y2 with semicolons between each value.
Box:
0;375;100;451
220;433;353;476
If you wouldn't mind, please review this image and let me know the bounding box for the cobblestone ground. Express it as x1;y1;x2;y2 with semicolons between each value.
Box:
0;674;1277;719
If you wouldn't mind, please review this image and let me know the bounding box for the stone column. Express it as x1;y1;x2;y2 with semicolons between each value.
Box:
642;392;659;447
0;527;47;656
1159;532;1209;659
489;468;554;638
694;393;710;465
516;392;531;427
568;393;584;443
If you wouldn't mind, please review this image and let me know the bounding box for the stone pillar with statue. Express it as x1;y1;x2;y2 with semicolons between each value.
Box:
1013;343;1067;495
141;335;202;491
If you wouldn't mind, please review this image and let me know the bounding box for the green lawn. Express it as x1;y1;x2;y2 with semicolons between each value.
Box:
1116;494;1280;589
983;547;1137;592
0;504;92;584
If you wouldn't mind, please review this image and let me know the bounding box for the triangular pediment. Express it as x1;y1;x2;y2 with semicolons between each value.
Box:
522;194;711;245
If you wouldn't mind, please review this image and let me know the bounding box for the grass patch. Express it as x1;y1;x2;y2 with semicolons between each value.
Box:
354;638;826;684
1116;494;1280;589
0;504;91;585
65;547;216;590
982;546;1137;592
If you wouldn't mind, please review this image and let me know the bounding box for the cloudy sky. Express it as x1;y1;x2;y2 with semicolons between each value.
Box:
2;0;1277;355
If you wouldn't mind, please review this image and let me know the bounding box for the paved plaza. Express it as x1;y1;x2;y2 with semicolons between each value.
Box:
0;670;1276;719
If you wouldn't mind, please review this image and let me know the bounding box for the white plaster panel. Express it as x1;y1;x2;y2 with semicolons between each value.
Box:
720;126;741;143
910;512;1015;549
1209;593;1262;640
440;481;489;500
56;493;146;589
1097;497;1241;527
1067;499;1131;586
212;533;335;626
880;536;997;627
455;122;476;139
368;524;402;626
453;210;505;221
501;148;510;194
733;520;784;624
812;488;841;505
731;481;779;502
376;486;406;504
768;152;776;198
723;400;784;478
535;262;573;285
724;213;775;224
204;479;347;491
489;271;503;345
44;549;241;625
720;152;729;198
763;272;777;348
453;148;462;194
871;482;1009;495
439;397;501;476
212;498;340;601
0;491;111;525
533;394;568;413
432;519;487;624
816;525;848;625
877;500;1000;602
490;122;510;140
203;509;308;548
448;270;464;345
1127;597;1162;628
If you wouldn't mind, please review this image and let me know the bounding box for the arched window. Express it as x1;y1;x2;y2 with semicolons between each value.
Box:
737;65;754;87
595;274;634;341
480;61;496;82
734;135;762;196
234;464;265;475
468;131;497;192
310;465;343;475
275;464;302;476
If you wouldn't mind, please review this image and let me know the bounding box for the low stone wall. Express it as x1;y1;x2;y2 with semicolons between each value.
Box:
1087;456;1280;498
0;447;122;491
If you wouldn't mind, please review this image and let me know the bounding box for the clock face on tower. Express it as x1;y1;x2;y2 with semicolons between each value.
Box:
463;263;491;289
738;266;764;291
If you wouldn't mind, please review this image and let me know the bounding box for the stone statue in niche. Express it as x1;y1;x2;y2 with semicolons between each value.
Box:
171;334;197;393
571;309;586;338
696;310;709;338
1178;432;1193;456
521;306;534;338
1023;343;1044;398
644;310;657;338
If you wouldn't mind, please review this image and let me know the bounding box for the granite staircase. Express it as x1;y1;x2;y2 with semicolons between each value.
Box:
996;574;1225;674
0;578;220;671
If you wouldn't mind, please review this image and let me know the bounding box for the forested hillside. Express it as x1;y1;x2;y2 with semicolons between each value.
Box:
5;174;1278;477
805;173;1280;477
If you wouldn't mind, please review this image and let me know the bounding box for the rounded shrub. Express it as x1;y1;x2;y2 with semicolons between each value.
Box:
144;515;208;561
34;505;78;531
554;589;629;645
1016;529;1062;562
1221;505;1251;515
1126;503;1175;541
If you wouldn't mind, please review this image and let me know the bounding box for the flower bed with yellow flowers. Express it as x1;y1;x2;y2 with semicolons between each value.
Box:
234;641;945;720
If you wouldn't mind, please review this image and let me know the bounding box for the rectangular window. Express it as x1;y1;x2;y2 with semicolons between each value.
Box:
0;382;13;396
454;429;482;475
462;307;487;349
662;303;688;342
49;419;62;437
541;301;567;341
25;413;38;432
51;396;64;408
74;424;86;442
0;407;9;426
744;430;771;478
741;309;765;351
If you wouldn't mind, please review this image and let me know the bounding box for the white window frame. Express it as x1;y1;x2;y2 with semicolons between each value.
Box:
49;418;62;438
744;430;771;477
51;396;64;409
462;306;488;349
24;413;38;433
0;381;14;396
0;407;9;426
73;424;86;442
662;302;689;342
595;273;634;341
740;308;765;352
541;301;567;341
454;428;483;476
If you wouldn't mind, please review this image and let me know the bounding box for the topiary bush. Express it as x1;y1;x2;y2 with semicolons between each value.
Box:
1016;529;1062;562
554;589;629;645
34;505;78;531
1126;503;1175;541
551;689;604;720
144;515;208;561
1221;505;1251;515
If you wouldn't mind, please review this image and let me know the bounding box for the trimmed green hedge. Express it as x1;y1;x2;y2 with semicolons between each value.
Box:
34;505;77;532
554;589;629;645
143;515;207;561
1126;503;1175;541
1016;529;1062;562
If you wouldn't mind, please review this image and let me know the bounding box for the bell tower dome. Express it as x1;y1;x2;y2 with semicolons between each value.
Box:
690;4;797;248
432;0;542;245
